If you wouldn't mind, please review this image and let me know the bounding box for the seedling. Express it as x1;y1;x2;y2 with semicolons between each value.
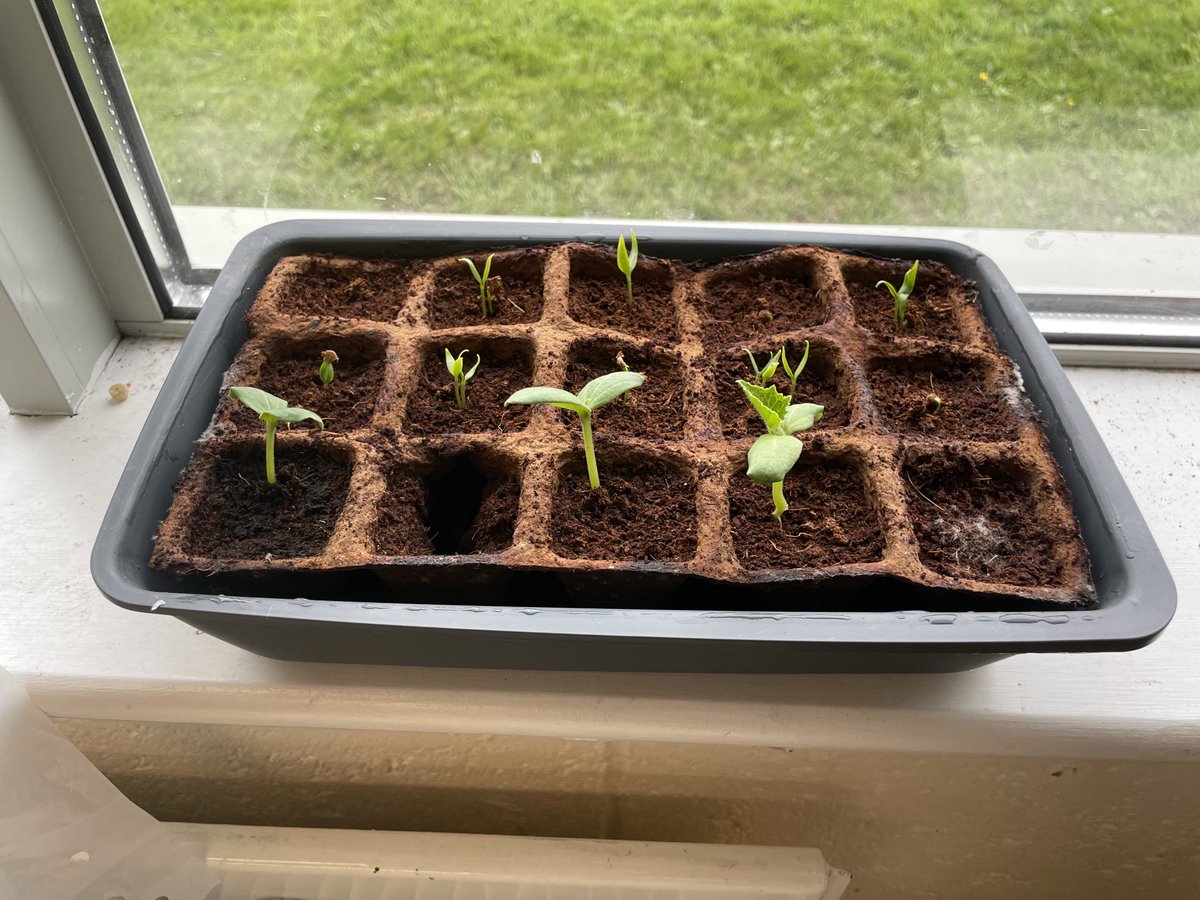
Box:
780;341;810;397
444;348;480;410
505;370;645;489
744;348;782;387
229;386;323;485
616;350;631;402
318;349;338;387
459;253;497;317
616;230;639;310
738;380;823;521
926;375;943;414
876;260;920;326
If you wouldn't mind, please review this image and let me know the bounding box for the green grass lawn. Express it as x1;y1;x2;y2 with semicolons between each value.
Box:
103;0;1200;232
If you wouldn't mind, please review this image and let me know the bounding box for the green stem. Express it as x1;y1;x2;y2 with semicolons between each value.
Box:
264;417;277;485
626;277;634;310
580;411;600;489
456;377;466;409
771;480;787;520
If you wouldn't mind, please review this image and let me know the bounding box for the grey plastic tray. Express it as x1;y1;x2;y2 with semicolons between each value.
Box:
91;220;1176;672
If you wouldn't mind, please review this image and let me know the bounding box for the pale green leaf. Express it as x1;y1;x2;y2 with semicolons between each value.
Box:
459;257;483;285
444;347;462;377
617;234;630;275
737;380;788;433
628;229;638;269
463;354;481;382
782;402;824;435
270;406;324;427
505;386;589;415
230;386;288;416
746;433;803;485
481;253;494;282
899;259;920;301
576;371;645;410
876;279;899;300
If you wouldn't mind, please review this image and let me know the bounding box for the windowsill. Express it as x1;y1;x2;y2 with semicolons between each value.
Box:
4;336;1199;760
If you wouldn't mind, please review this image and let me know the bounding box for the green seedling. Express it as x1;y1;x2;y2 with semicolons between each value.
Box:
229;386;323;485
505;370;645;489
876;259;920;326
779;341;810;396
738;380;823;521
318;349;338;387
459;253;497;317
444;348;481;410
744;348;782;387
924;373;943;414
616;230;639;310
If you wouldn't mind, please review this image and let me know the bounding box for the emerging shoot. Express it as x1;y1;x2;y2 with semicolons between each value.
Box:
318;349;339;387
444;348;480;410
738;381;823;521
744;348;782;387
505;370;645;489
459;253;497;317
876;259;920;326
229;386;323;485
616;230;639;310
616;350;631;402
926;375;943;414
779;341;810;397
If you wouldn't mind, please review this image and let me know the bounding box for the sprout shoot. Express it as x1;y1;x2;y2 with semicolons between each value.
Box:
744;348;782;387
616;350;631;402
616;230;639;310
318;349;339;387
444;348;480;410
229;386;323;485
505;370;645;489
926;375;943;413
738;380;823;521
876;260;920;326
459;253;497;317
779;341;810;397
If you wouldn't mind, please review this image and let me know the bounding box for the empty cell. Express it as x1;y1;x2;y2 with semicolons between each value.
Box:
551;452;698;563
276;256;420;321
727;456;884;571
700;255;828;349
405;338;534;436
567;247;679;343
868;352;1018;442
903;451;1078;587
428;249;546;328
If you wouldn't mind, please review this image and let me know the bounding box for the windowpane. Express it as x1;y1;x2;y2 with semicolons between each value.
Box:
101;0;1199;233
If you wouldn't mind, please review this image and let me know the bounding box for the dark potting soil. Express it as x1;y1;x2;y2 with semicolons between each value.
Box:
427;252;545;328
219;345;387;434
280;257;418;321
903;454;1071;586
184;445;352;560
713;341;851;439
561;338;687;440
701;262;828;350
551;455;698;563
868;355;1018;441
567;251;679;343
727;460;884;571
404;342;532;435
371;473;433;556
844;258;967;343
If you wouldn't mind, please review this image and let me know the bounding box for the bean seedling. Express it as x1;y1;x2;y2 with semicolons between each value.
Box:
318;349;338;387
616;230;639;310
738;380;823;521
444;348;480;410
877;260;920;326
780;341;810;397
505;370;645;489
459;253;497;317
744;348;782;387
229;386;323;485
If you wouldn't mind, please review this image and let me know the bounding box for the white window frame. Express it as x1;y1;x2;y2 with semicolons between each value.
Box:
4;0;1200;415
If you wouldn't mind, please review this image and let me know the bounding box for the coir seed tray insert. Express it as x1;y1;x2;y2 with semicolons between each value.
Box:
92;221;1175;673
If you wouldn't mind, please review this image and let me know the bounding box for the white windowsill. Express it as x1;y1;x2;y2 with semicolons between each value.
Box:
3;336;1199;761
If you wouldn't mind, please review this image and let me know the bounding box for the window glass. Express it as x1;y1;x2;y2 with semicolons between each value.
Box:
101;0;1198;233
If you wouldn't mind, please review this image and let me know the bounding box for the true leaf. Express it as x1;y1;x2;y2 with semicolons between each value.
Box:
737;380;789;434
576;371;645;410
746;433;803;485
